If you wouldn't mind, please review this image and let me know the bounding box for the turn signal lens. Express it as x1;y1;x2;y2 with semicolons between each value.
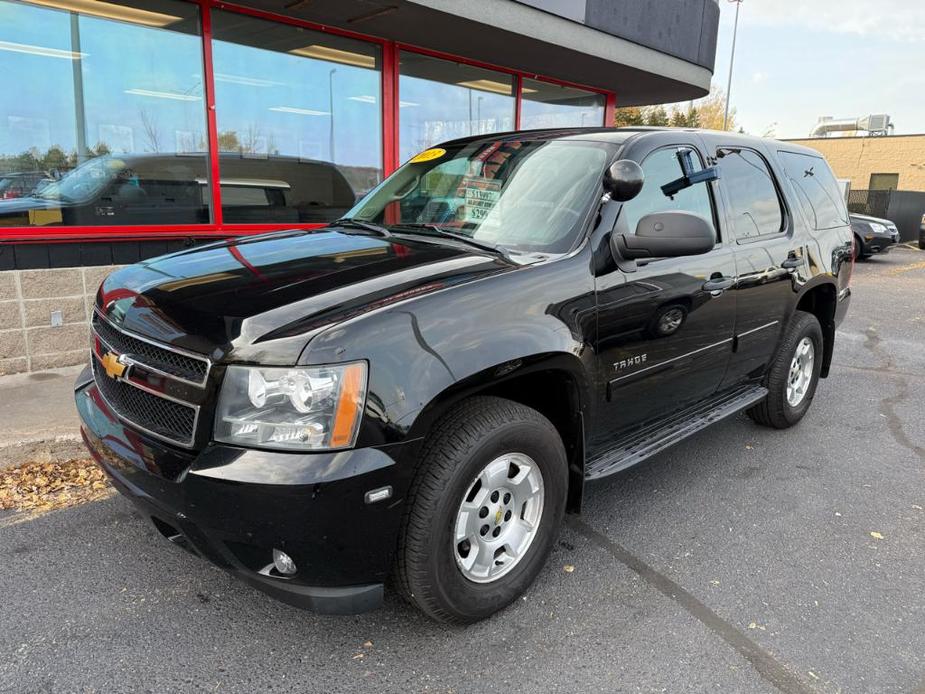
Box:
330;363;366;448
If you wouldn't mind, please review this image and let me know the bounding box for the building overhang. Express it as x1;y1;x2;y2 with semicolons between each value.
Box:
228;0;716;104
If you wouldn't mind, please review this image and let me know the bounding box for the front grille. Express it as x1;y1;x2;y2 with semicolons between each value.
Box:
92;358;198;446
90;310;209;448
92;312;208;385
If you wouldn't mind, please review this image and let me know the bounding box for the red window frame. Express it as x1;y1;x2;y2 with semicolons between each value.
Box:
1;0;615;243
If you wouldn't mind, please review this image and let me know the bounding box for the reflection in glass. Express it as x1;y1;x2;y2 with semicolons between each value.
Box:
211;11;382;223
349;138;608;255
521;79;605;129
399;52;515;163
0;0;209;227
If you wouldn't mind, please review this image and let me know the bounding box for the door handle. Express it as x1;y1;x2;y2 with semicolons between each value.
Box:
781;256;802;270
702;276;735;292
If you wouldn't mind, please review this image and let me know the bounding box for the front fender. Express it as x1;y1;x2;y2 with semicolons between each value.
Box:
300;250;596;449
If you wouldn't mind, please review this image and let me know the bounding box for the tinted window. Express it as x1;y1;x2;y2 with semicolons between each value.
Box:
778;151;848;230
0;0;209;228
520;79;606;128
619;146;716;239
716;148;784;240
399;52;515;163
211;11;382;223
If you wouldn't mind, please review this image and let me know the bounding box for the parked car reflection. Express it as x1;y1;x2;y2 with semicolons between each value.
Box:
0;171;48;200
0;153;357;227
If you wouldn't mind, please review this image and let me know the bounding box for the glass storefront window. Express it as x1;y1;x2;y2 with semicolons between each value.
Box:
211;11;382;224
0;0;209;227
399;52;515;163
520;79;605;129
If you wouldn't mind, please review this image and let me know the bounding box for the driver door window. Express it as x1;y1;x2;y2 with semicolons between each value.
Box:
619;146;717;240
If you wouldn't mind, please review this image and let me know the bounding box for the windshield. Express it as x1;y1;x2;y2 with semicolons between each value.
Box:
346;139;610;255
35;156;123;203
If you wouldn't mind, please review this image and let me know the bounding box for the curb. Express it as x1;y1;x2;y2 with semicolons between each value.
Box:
0;435;87;470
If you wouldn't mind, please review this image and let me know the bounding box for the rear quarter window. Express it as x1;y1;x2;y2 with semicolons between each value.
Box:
778;151;849;230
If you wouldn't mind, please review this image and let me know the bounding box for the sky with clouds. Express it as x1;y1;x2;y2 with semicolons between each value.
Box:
709;0;925;138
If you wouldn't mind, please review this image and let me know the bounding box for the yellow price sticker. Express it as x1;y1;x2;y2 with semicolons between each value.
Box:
409;147;446;164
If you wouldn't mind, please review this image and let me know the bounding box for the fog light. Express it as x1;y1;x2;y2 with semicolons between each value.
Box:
272;548;297;575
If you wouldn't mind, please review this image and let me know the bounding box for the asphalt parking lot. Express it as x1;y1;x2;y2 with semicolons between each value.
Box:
1;247;923;694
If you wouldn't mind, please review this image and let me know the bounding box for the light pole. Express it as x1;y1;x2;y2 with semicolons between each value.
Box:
723;0;743;131
328;68;337;163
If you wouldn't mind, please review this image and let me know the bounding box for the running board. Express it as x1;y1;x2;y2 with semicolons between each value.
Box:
585;384;768;480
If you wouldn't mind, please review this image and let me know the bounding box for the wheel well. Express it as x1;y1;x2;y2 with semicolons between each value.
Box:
477;370;585;512
796;284;837;377
414;367;587;513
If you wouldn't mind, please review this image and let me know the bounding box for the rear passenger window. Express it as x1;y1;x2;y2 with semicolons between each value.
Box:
620;146;717;240
716;147;784;240
778;151;848;230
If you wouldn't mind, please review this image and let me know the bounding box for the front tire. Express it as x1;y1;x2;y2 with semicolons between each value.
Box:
747;311;823;429
396;396;567;624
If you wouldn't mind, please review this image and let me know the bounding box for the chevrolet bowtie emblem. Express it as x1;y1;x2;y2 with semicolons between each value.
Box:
101;351;127;380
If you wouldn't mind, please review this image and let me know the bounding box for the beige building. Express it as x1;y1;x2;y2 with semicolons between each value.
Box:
786;134;925;192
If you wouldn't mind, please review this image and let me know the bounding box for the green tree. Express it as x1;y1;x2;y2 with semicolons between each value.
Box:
645;106;669;127
613;105;646;127
686;105;701;128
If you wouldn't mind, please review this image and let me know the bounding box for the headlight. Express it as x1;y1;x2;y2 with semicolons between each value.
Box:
215;362;367;451
869;222;887;234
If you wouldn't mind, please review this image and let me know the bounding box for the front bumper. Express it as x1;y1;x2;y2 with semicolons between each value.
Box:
75;366;421;614
863;231;898;255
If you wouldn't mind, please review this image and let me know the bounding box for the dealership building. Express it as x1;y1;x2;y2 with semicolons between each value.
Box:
0;0;719;373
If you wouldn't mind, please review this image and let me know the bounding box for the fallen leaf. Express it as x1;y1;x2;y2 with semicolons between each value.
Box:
0;458;112;513
563;564;575;573
870;531;884;540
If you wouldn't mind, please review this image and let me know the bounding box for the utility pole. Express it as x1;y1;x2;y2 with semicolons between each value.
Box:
328;68;337;163
724;0;743;131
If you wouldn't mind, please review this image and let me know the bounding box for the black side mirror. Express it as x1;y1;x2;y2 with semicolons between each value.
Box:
603;160;644;202
611;211;715;260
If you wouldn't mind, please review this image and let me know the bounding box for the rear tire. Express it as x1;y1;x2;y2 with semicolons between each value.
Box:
747;311;823;429
396;396;567;624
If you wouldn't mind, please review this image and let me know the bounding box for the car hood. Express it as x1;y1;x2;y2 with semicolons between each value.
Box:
97;229;515;364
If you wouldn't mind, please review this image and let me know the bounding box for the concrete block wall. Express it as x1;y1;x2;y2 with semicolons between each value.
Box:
0;266;120;375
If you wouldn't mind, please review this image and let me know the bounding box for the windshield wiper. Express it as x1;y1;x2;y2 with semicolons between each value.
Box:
331;217;392;237
390;223;506;257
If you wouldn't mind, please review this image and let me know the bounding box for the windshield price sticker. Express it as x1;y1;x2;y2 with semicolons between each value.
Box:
463;177;502;223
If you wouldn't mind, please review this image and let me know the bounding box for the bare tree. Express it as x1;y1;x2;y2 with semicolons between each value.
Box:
139;108;161;153
241;123;264;155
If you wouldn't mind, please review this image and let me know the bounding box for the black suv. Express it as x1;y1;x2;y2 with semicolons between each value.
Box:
76;128;853;624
